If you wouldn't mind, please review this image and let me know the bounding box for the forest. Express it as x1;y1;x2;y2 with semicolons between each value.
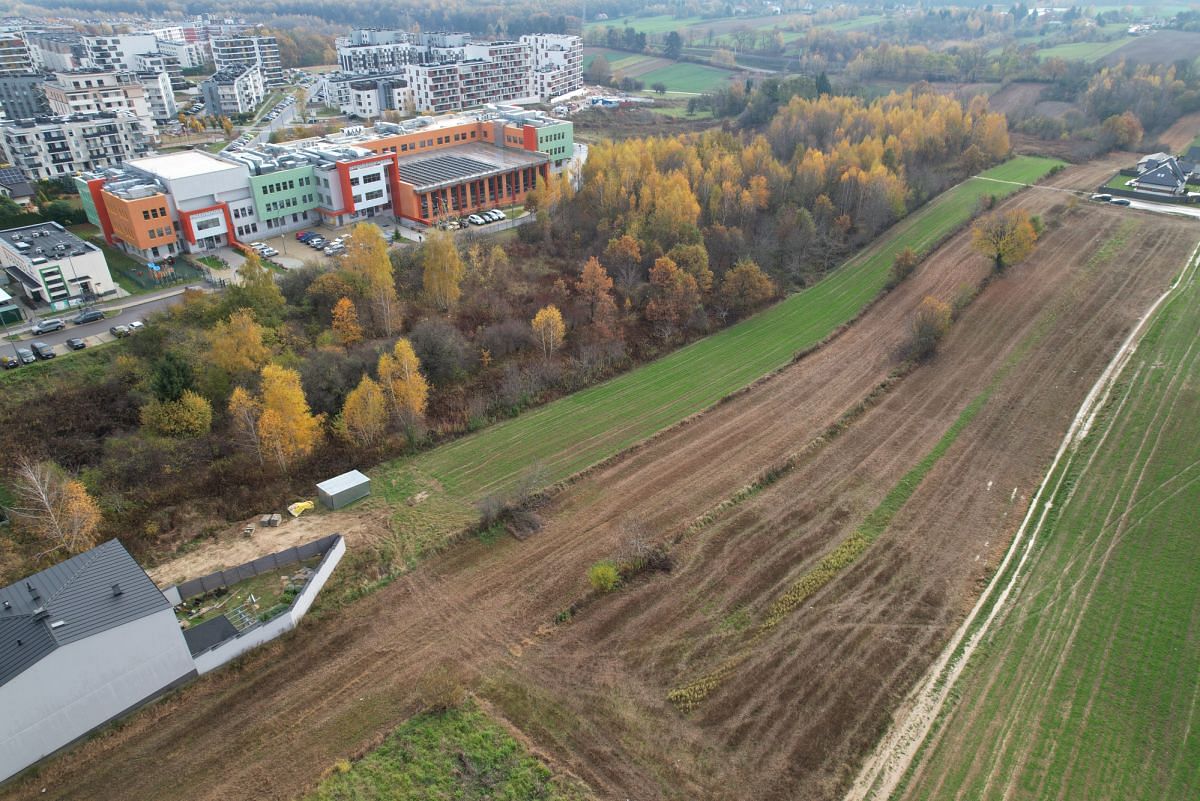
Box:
0;87;1011;581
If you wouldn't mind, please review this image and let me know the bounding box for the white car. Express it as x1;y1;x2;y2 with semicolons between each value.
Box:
249;241;267;252
468;214;485;225
127;320;145;333
488;209;506;221
261;247;279;258
324;245;344;255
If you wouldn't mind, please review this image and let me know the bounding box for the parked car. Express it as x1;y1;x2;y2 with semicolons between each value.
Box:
468;214;485;225
109;325;131;338
489;210;506;221
297;231;314;240
249;241;267;252
1091;193;1113;202
15;347;35;364
31;341;55;360
66;337;87;351
308;237;326;248
127;320;145;333
324;245;344;255
30;318;65;334
71;308;104;325
1;354;19;369
1109;197;1132;206
261;247;279;258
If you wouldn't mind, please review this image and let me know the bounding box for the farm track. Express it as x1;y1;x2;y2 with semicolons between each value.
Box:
3;171;1195;801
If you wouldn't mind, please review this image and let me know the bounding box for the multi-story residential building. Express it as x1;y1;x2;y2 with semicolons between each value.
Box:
25;31;88;72
0;73;50;120
0;34;33;75
156;38;209;70
331;31;583;112
522;33;584;101
138;70;177;123
42;69;157;139
200;63;265;116
1;112;152;181
78;105;573;256
83;34;159;72
0;221;116;308
135;52;183;86
321;73;412;118
211;35;283;86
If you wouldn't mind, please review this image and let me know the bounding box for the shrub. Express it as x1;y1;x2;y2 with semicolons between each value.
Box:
588;561;621;593
908;296;953;361
887;247;920;288
414;663;466;712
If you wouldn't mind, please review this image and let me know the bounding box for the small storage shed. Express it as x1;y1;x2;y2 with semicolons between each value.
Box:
316;470;371;510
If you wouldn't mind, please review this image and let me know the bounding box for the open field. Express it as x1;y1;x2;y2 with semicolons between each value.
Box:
373;157;1062;543
1100;29;1200;66
7;160;1192;801
583;47;736;93
893;235;1200;801
1037;36;1132;62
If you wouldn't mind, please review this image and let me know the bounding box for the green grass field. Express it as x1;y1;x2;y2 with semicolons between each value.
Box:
816;14;887;31
305;705;585;801
897;252;1200;800
1036;36;1132;62
636;62;732;93
585;13;710;35
373;156;1064;545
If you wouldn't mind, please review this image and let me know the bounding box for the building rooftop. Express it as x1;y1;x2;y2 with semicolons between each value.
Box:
126;150;244;181
395;142;547;192
0;221;97;265
0;540;170;688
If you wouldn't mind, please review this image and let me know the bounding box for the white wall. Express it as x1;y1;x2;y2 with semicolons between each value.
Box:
192;536;345;674
0;608;195;783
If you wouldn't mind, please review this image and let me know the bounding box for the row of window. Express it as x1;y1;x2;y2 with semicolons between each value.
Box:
348;172;383;187
260;176;311;195
264;194;314;213
141;206;168;221
146;226;172;240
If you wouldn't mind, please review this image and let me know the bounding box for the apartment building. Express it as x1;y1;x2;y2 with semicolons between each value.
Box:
156;38;209;70
211;35;283;86
0;73;50;120
0;221;116;308
320;73;413;118
1;112;153;181
78;106;572;256
138;69;177;123
25;31;89;72
332;31;583;112
83;34;159;72
200;64;265;116
0;34;33;75
42;69;157;139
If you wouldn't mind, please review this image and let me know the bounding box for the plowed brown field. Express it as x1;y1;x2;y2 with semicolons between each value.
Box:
5;175;1196;801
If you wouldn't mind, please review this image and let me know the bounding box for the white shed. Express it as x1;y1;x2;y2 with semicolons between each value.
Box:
316;470;371;509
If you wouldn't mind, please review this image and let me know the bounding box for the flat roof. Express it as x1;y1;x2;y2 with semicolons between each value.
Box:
396;143;547;192
0;222;96;264
126;150;243;181
316;470;371;495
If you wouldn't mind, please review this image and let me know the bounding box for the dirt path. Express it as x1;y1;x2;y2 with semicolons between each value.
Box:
1156;111;1200;154
4;170;1194;801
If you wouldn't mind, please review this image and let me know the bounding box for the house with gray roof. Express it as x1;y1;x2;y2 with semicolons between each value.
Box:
0;540;196;784
1131;152;1192;196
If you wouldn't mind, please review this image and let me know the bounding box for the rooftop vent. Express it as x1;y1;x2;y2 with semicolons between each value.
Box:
50;620;66;629
26;582;38;600
112;583;123;597
32;606;48;620
2;601;10;610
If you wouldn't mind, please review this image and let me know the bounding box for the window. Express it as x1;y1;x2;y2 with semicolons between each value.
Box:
365;189;383;201
142;210;150;220
196;217;221;232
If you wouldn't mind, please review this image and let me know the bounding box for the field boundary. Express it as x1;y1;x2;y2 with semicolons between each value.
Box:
845;239;1200;801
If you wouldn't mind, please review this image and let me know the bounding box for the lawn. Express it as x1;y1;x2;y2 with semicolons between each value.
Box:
304;704;585;801
816;14;887;31
1106;172;1133;190
0;344;120;401
897;249;1200;801
636;62;733;93
373;156;1064;545
1036;36;1132;62
585;13;709;35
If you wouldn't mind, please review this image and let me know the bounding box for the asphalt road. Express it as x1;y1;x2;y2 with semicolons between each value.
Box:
5;291;192;356
1125;198;1200;220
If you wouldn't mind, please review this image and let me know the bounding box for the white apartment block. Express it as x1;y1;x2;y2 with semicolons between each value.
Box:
0;112;153;181
25;32;90;72
522;34;584;101
84;34;159;72
42;70;158;140
138;70;177;123
201;64;265;116
211;35;283;86
0;34;33;75
156;38;208;69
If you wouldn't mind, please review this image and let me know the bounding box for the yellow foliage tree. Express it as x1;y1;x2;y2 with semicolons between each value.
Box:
576;256;619;339
719;259;776;317
343;223;401;335
378;338;428;428
422;230;465;309
255;364;324;471
331;296;363;347
227;385;262;462
9;457;101;558
339;375;388;448
207;309;270;375
140;390;214;438
971;209;1038;271
532;304;566;358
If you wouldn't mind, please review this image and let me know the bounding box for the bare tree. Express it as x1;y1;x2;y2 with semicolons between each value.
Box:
8;456;101;559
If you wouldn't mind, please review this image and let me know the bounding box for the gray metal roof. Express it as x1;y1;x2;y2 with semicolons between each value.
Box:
395;143;548;192
316;469;371;496
0;539;171;688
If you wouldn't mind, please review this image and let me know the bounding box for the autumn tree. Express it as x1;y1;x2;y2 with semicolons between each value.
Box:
7;456;101;558
338;375;388;448
255;364;324;471
603;234;643;289
719;259;776;318
909;296;952;361
227;250;285;319
422;229;465;309
207;309;270;376
887;247;920;288
378;338;428;430
576;257;619;340
228;386;262;462
140;390;213;438
971;209;1038;271
331;296;363;347
645;257;701;339
343;223;401;335
532;305;566;358
1102;111;1143;148
666;243;714;294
